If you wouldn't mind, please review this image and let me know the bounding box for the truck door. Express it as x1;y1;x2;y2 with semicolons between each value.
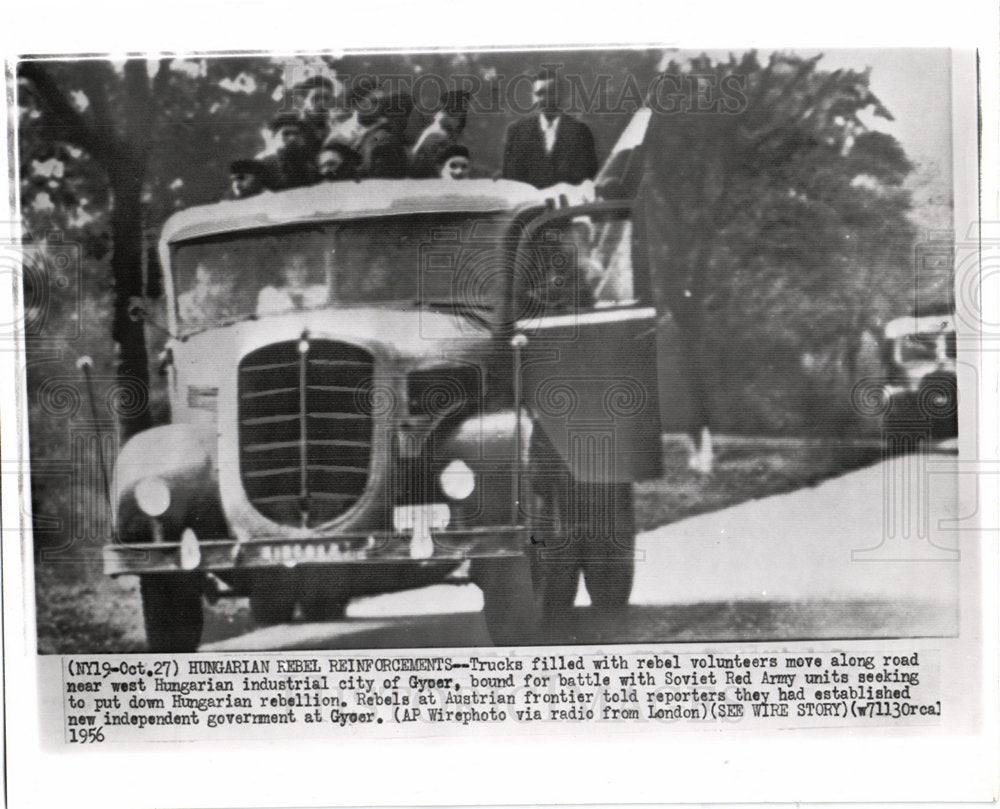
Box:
514;201;663;483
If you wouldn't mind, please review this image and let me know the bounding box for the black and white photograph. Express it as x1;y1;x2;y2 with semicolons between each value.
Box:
14;46;965;652
1;1;996;805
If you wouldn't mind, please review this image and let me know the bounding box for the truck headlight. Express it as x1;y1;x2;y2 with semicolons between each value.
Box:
440;459;475;500
135;476;171;517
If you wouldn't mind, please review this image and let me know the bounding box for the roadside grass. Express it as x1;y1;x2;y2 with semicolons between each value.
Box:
35;564;146;654
634;434;883;532
33;434;884;654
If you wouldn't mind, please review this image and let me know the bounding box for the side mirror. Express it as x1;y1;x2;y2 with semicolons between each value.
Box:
157;347;174;377
126;296;177;340
128;296;149;323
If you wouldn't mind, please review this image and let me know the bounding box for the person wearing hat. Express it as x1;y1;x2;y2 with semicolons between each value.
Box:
316;140;360;182
259;112;319;190
410;90;470;178
326;76;377;150
289;74;337;152
501;69;598;189
354;87;413;179
436;144;471;180
228;158;270;199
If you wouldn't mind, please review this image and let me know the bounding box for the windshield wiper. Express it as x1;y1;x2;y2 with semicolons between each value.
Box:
181;312;258;340
419;299;493;328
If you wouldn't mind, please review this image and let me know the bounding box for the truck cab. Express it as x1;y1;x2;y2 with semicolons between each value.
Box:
106;178;662;650
882;311;957;437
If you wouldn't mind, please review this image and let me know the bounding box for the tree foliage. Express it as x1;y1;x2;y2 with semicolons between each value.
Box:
18;56;291;556
641;51;921;432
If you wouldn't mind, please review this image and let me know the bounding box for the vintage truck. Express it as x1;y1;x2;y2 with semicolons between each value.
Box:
105;177;663;651
881;310;957;437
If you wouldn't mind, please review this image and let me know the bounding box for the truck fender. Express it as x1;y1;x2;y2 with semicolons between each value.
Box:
439;410;533;468
437;411;533;526
114;424;218;530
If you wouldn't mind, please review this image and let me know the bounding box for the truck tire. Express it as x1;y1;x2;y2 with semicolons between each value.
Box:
919;373;958;439
249;571;297;625
526;431;581;610
526;472;581;610
140;573;204;653
472;556;541;646
299;592;350;621
580;482;635;608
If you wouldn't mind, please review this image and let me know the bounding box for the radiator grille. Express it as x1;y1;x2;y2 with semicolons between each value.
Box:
238;339;374;527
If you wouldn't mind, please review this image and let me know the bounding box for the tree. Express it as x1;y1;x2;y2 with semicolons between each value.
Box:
20;59;165;438
18;57;290;440
18;57;290;557
640;52;921;444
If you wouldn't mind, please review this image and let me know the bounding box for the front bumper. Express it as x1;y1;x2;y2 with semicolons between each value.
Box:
103;525;528;576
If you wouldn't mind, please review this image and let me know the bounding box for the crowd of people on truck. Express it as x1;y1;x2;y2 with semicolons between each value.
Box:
203;68;640;326
228;69;598;199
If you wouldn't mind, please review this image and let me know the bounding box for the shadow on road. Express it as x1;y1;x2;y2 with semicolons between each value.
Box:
202;598;956;652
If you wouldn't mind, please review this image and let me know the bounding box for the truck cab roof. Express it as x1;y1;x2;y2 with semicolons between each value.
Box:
885;313;955;339
161;178;549;245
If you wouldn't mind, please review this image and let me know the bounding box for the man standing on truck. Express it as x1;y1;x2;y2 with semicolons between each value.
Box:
436;144;471;180
228;158;269;199
317;141;360;182
260;112;319;190
288;74;337;154
354;87;413;179
410;90;470;178
501;69;598;189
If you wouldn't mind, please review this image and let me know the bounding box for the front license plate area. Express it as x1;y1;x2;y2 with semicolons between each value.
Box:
258;537;376;565
392;503;451;533
393;503;451;559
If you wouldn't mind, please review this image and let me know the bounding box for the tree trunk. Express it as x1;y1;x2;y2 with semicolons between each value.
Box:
675;307;715;473
109;158;151;440
638;179;715;473
20;60;155;442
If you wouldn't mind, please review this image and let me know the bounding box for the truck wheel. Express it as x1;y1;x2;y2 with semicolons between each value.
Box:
299;592;350;622
526;454;581;610
920;373;958;439
249;572;297;625
140;573;204;653
581;482;636;608
472;557;541;646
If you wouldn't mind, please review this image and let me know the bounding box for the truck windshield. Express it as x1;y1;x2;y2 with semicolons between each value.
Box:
897;334;943;363
170;213;512;333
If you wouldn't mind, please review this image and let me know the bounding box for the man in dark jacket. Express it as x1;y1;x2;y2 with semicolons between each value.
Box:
317;141;360;182
259;112;319;190
501;70;598;188
354;87;413;179
289;75;337;153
